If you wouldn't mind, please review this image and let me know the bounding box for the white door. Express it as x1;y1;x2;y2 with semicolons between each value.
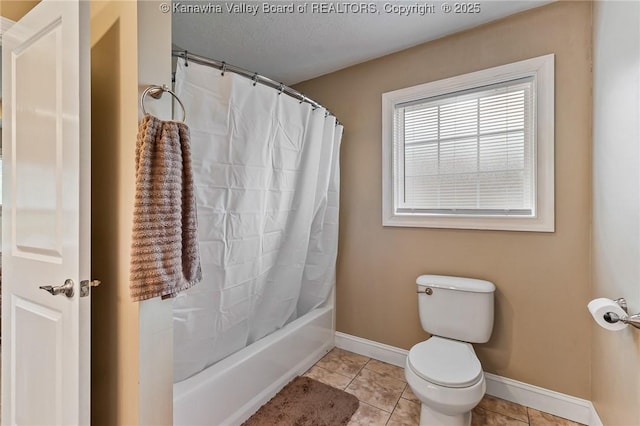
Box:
1;0;91;424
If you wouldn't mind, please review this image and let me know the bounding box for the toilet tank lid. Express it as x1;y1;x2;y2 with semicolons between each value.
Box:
416;275;495;293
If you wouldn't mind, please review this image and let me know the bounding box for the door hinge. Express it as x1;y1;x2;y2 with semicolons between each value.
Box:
80;279;101;297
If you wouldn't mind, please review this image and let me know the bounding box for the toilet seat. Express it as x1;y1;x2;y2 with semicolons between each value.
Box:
408;337;482;388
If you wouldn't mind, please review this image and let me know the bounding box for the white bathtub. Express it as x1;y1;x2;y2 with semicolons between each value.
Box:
173;305;335;425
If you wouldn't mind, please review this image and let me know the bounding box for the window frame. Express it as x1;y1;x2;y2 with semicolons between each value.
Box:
382;54;555;232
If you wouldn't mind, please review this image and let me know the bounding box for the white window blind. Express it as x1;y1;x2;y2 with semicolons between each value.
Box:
395;77;535;216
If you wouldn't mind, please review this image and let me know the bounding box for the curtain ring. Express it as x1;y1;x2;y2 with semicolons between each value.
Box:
278;84;284;95
184;50;189;67
252;73;259;86
221;62;227;76
299;94;306;104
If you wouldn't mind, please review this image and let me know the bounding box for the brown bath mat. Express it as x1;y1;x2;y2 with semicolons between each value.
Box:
242;376;359;426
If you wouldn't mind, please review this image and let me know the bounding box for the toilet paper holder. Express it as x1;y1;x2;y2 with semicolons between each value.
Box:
604;298;640;330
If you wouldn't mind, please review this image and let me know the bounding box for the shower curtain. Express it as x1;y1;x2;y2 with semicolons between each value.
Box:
172;59;343;382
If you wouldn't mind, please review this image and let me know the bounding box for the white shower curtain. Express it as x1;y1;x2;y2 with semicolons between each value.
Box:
172;59;342;382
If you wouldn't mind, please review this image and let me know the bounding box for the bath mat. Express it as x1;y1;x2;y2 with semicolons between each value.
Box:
242;376;359;426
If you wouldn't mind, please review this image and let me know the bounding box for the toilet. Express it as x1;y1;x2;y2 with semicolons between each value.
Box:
405;275;495;426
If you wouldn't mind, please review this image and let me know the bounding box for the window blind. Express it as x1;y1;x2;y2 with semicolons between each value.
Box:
395;77;535;215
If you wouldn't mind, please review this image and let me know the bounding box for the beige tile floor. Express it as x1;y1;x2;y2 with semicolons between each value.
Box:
304;348;584;426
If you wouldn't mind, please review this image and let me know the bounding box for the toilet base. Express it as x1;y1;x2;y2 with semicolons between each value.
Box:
420;404;471;426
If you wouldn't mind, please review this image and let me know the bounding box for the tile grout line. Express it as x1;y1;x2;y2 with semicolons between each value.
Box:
342;361;370;393
478;406;531;425
359;358;416;424
344;356;372;391
309;364;358;389
358;357;372;375
359;362;410;424
343;372;357;391
348;363;400;418
384;386;406;426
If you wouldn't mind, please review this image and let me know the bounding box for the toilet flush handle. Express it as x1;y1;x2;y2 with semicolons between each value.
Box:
417;287;433;295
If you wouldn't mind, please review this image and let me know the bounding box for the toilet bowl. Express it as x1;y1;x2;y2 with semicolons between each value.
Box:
405;275;495;426
405;337;486;426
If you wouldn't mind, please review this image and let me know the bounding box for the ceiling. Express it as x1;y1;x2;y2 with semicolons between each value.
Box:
172;1;552;85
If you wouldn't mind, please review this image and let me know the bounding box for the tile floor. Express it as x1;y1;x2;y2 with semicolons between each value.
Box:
304;348;584;426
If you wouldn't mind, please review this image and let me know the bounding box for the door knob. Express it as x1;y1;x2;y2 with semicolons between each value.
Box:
39;279;74;298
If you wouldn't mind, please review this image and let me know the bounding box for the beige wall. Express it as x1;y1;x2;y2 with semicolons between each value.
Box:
91;1;173;425
295;1;592;398
592;2;640;424
0;0;39;21
90;1;140;424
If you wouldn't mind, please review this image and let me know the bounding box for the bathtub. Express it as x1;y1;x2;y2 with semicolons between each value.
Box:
173;304;335;425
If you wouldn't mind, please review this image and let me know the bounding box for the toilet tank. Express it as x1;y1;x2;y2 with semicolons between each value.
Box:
416;275;495;343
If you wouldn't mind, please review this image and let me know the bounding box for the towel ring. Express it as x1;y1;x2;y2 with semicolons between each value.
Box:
140;84;187;122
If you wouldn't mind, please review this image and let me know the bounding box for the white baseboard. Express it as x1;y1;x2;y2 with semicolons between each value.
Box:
484;372;594;425
335;332;407;368
334;332;603;426
588;403;605;426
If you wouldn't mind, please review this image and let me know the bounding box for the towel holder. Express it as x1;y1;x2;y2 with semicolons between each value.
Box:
140;84;187;122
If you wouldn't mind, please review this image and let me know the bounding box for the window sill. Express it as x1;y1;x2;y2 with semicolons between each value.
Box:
382;212;554;232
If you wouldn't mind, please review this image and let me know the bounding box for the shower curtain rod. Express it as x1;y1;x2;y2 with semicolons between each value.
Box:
172;49;339;123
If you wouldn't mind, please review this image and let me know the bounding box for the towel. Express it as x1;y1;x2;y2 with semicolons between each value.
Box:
129;114;202;301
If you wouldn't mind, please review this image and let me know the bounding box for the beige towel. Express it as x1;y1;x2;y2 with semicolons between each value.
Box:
129;115;202;301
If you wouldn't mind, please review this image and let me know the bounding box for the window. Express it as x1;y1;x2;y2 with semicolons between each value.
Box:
382;54;554;232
